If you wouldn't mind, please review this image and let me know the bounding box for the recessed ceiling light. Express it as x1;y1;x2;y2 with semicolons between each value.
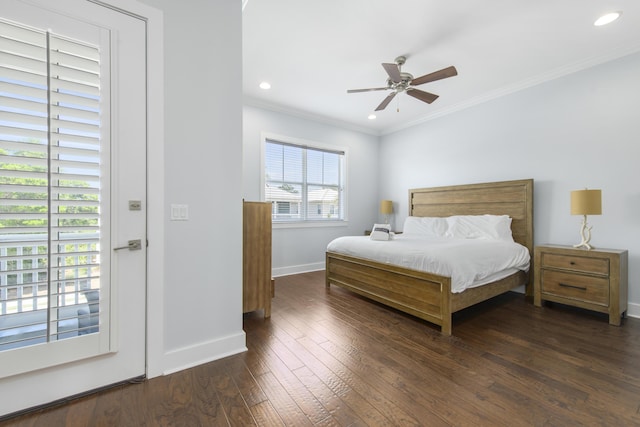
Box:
259;81;271;90
594;11;621;26
368;114;376;120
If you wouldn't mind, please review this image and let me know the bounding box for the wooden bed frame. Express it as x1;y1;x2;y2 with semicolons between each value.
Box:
325;179;534;335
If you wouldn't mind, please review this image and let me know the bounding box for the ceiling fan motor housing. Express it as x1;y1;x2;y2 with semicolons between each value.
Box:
387;72;413;92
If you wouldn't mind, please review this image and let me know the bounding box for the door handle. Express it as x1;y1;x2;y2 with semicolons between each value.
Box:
114;239;142;251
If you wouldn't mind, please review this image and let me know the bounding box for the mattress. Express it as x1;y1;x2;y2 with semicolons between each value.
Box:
326;234;530;293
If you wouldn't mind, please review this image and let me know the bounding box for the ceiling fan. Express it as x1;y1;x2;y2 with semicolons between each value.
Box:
347;56;457;111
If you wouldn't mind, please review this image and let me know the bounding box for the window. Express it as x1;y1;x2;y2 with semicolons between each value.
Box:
264;137;345;222
0;19;104;351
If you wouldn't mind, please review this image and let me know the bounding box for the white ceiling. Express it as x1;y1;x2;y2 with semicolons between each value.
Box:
242;1;640;135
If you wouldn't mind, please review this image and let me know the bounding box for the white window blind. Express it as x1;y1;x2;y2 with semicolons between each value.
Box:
0;19;102;351
265;138;344;222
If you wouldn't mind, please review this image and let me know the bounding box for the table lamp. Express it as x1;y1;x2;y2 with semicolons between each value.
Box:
570;189;601;250
380;200;393;223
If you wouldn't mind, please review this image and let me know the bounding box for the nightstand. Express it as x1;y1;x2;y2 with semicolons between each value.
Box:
533;244;628;325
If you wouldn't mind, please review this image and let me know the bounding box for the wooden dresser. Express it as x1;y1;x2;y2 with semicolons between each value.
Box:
533;244;628;325
243;201;272;318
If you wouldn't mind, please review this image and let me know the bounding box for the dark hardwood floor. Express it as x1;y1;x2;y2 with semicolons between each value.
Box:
3;270;640;426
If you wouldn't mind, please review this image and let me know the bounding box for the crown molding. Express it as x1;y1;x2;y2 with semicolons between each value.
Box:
243;96;381;136
244;45;640;137
382;45;640;135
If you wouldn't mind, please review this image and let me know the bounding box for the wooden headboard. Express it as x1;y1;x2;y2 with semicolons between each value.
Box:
409;179;534;258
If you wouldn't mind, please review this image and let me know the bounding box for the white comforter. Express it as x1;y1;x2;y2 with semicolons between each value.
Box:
326;234;530;293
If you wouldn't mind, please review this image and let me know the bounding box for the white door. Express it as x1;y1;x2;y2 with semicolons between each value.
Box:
0;0;147;414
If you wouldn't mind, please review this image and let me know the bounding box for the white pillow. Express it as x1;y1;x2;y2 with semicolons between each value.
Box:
402;216;448;237
445;215;514;241
370;223;391;241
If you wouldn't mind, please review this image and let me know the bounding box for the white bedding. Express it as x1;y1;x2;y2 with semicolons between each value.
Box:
326;234;530;293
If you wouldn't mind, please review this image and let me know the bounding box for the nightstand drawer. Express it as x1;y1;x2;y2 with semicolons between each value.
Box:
541;270;609;305
541;253;609;275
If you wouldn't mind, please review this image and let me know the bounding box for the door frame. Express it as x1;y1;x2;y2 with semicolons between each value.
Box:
90;0;165;379
0;0;164;417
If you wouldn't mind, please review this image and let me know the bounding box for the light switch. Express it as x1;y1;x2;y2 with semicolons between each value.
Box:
170;204;189;221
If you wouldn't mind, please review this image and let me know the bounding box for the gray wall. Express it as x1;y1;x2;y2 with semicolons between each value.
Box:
243;53;640;316
379;52;640;313
243;105;380;276
141;0;245;371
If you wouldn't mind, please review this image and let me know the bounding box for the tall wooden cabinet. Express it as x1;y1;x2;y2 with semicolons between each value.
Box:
243;201;272;318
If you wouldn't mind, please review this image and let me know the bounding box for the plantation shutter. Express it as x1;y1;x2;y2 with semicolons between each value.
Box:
0;19;103;350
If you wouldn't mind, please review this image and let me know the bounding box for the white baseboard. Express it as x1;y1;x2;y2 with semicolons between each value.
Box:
272;262;325;277
627;301;640;319
161;331;247;376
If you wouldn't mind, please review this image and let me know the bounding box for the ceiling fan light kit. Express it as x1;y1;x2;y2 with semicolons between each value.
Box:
347;55;457;112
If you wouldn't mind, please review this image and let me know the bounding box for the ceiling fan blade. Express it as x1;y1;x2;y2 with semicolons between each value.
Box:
411;66;458;86
347;87;389;93
406;88;439;104
382;63;401;83
375;92;396;111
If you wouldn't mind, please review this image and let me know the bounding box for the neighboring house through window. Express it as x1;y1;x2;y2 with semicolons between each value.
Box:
263;135;345;223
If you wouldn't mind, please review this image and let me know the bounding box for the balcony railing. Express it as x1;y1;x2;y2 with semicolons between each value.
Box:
0;233;100;351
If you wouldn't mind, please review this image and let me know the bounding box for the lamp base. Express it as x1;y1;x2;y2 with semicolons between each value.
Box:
574;214;594;250
573;241;594;250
